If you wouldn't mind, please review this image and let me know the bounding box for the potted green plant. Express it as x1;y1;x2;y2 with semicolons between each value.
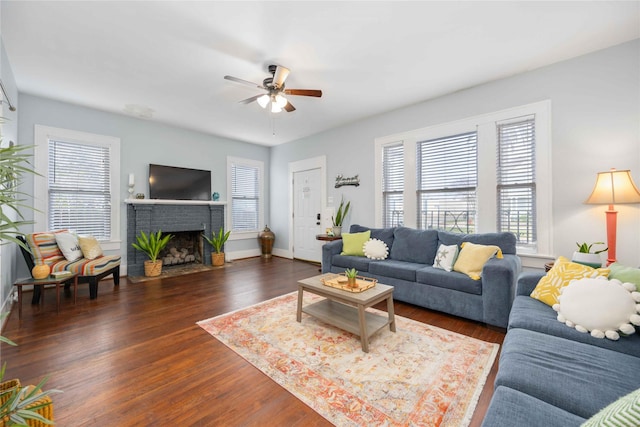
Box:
344;268;358;288
572;241;608;268
331;197;351;237
203;227;230;266
131;230;173;276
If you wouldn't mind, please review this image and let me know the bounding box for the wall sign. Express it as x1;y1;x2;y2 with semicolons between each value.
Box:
335;174;360;188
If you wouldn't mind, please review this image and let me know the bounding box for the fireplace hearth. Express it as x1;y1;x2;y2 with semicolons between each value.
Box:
127;200;225;277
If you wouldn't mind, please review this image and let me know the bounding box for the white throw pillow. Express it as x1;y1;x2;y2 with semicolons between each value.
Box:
55;232;83;261
553;277;640;340
433;244;459;272
363;238;389;260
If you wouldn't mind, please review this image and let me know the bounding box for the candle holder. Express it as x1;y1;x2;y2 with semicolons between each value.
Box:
128;183;135;198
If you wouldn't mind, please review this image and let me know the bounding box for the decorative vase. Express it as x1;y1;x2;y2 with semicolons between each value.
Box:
32;264;50;280
144;260;163;277
571;252;602;268
347;277;357;288
258;225;275;259
332;226;342;237
211;252;225;267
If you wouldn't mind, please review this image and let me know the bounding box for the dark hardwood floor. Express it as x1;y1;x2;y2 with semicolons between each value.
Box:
1;257;504;426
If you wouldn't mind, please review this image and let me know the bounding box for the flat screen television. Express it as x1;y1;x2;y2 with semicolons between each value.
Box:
149;164;211;201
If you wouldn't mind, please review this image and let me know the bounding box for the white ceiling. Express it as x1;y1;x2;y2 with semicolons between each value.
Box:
2;1;639;146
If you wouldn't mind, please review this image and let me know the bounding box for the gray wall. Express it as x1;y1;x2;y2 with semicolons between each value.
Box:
270;39;640;266
15;94;270;279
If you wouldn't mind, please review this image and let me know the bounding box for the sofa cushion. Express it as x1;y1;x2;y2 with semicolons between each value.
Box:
416;266;482;295
496;328;640;419
508;296;640;357
453;242;503;280
349;224;395;250
340;230;370;256
582;387;640;427
530;256;610;306
51;255;121;276
481;386;585;427
368;260;425;282
25;230;67;266
389;227;438;264
330;254;374;272
437;230;517;255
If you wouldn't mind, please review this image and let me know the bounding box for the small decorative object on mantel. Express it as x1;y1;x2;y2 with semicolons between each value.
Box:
258;225;275;259
135;193;145;199
335;174;360;188
212;192;220;201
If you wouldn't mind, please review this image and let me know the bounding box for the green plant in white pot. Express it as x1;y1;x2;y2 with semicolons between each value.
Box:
331;197;350;237
572;241;607;268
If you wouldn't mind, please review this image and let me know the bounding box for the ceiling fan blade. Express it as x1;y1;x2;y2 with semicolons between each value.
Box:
272;66;290;88
224;75;265;89
284;101;296;112
239;94;262;104
284;89;322;97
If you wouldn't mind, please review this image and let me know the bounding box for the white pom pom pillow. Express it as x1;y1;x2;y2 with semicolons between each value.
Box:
363;238;389;260
553;277;640;340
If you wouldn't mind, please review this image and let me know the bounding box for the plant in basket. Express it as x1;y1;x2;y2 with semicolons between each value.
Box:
203;227;231;267
132;230;173;277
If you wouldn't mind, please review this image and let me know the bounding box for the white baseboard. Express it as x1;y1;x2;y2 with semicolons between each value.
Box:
272;248;292;259
226;248;261;261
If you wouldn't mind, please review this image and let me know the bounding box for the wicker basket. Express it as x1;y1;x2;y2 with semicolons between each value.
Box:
0;380;54;427
144;260;163;277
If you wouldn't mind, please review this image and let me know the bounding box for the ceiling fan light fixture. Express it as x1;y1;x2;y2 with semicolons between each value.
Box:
257;94;270;109
275;94;288;108
271;103;282;113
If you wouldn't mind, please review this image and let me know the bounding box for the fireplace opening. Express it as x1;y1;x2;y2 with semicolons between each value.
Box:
160;230;204;268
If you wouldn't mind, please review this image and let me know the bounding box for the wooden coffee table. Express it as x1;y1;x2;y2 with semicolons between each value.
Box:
14;273;79;320
297;273;396;352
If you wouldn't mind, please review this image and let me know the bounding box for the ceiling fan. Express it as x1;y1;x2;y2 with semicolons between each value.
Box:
224;65;322;113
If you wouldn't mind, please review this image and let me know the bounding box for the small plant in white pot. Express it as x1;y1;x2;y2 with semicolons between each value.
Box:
572;241;607;268
331;197;350;237
203;227;230;267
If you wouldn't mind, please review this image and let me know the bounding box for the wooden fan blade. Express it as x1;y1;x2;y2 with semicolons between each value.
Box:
284;89;322;97
224;75;265;89
273;66;290;88
284;101;296;112
239;94;262;104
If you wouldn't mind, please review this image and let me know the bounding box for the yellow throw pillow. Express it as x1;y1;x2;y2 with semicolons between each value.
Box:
453;242;503;280
530;256;610;306
78;235;104;260
340;231;371;256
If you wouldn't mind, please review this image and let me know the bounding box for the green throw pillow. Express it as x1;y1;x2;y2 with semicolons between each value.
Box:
609;263;640;291
340;231;371;256
581;388;640;427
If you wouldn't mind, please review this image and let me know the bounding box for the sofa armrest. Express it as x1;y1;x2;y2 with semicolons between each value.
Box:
321;240;344;273
481;254;522;328
516;271;546;296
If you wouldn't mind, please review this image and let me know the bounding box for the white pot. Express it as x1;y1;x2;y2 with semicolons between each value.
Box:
571;252;602;268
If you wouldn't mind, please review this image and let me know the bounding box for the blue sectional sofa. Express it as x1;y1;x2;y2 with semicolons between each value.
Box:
482;272;640;426
321;224;521;328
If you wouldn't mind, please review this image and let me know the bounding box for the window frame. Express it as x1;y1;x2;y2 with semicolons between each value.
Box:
226;156;264;240
33;125;121;251
374;100;552;256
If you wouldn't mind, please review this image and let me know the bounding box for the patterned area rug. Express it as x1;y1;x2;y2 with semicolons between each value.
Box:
197;292;499;426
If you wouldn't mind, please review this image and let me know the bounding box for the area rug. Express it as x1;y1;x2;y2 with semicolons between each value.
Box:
197;292;499;426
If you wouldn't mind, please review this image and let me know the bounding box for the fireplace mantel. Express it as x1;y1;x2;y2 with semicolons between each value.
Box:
125;199;226;206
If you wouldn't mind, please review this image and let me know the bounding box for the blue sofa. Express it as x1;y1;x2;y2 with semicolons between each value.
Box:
321;225;521;328
482;272;640;426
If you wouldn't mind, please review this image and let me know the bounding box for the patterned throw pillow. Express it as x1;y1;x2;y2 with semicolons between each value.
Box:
363;238;389;260
433;244;459;272
581;387;640;427
453;242;503;280
78;235;104;260
530;256;610;306
55;231;83;261
25;230;67;265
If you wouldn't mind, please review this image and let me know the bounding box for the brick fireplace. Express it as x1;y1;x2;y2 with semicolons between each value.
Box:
126;200;225;277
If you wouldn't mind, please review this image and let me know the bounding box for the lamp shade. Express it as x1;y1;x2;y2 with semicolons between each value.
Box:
585;169;640;205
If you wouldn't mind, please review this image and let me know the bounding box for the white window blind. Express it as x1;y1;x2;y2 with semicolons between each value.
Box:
231;163;260;232
48;139;112;239
382;143;404;227
417;132;477;233
497;118;536;248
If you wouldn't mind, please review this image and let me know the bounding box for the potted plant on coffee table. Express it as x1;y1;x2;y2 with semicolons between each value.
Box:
572;241;608;268
203;227;230;267
331;197;350;237
132;230;173;277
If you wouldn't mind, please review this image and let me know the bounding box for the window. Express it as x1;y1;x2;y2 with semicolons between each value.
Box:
417;132;477;233
497;118;536;249
227;157;264;235
375;100;551;256
34;125;121;249
382;143;404;227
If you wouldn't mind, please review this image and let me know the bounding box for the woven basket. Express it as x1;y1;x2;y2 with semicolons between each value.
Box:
0;380;54;427
144;260;163;277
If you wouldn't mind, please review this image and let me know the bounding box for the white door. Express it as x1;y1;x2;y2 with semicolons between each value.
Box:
293;168;323;262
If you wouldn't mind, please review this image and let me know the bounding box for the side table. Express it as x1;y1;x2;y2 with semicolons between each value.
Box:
14;273;79;319
315;234;342;242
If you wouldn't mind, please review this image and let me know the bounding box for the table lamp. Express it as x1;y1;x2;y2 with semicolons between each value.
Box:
585;168;640;265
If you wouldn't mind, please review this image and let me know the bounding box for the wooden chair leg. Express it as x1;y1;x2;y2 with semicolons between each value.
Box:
89;278;98;300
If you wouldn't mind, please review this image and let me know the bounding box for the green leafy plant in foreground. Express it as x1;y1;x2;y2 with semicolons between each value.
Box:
132;230;173;262
331;197;351;227
575;241;608;254
203;228;231;254
344;268;358;279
